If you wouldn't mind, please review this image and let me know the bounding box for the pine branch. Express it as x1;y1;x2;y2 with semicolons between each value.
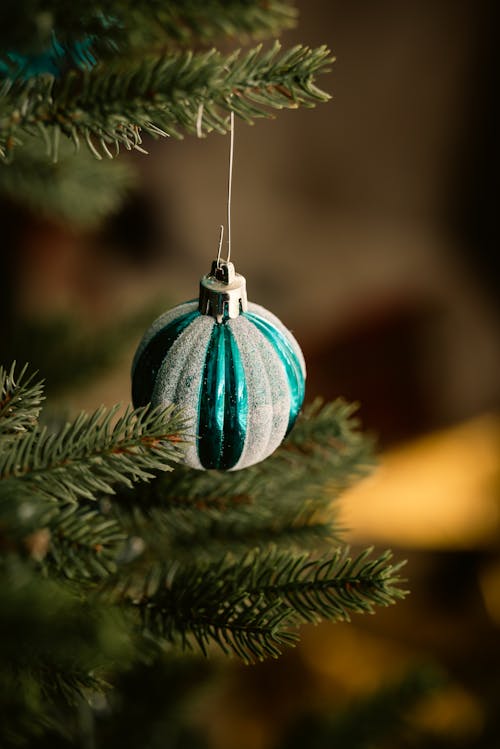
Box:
110;548;406;663
0;42;333;161
0;1;297;56
103;398;369;567
46;503;125;580
1;303;169;396
275;398;376;497
117;399;372;522
116;0;298;45
0;362;45;445
0;134;136;226
0;560;135;745
114;559;299;663
114;501;335;563
105;399;369;565
0;403;188;503
246;547;408;623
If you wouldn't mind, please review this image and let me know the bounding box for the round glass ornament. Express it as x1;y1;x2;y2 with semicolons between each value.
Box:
131;260;306;470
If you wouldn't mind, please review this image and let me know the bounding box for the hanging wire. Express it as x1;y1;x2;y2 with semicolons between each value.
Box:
227;110;234;264
216;111;235;268
216;224;224;267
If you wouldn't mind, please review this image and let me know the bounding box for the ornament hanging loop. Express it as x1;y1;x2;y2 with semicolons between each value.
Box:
216;224;224;268
200;110;246;323
199;259;247;323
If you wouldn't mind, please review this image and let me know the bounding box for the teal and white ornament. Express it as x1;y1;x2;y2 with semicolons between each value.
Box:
132;259;306;470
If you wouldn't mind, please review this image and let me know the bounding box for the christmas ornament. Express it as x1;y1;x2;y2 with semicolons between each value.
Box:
132;258;306;470
131;112;306;470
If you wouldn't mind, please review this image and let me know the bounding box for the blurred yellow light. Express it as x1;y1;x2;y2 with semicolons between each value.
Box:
341;415;500;549
299;624;412;694
412;685;484;740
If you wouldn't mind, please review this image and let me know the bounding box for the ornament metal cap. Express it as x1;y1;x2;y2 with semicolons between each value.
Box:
199;260;248;323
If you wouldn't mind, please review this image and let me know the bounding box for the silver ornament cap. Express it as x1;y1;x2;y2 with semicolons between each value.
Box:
198;260;248;324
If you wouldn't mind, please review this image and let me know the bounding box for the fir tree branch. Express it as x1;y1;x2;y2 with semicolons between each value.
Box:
0;42;333;160
0;1;297;56
105;398;370;567
116;0;298;46
46;503;125;580
0;363;45;446
274;398;376;497
1;303;170;397
110;548;406;663
116;560;299;663
118;399;372;520
114;500;335;563
0;403;188;502
0;560;135;744
0;134;136;226
246;547;408;623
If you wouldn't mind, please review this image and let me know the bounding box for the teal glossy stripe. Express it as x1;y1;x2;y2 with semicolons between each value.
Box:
224;326;248;465
198;324;247;470
132;309;200;408
244;312;305;433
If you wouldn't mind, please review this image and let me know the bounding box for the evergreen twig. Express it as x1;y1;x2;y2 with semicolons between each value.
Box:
119;399;373;512
0;42;333;160
0;134;136;225
0;363;45;447
0;1;298;55
0;400;188;502
111;548;407;663
46;503;125;580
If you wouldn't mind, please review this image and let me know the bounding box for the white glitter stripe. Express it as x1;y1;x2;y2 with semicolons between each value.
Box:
131;300;199;375
229;316;290;470
151;315;214;470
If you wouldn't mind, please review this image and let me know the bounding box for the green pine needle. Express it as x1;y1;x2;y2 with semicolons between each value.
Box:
111;548;407;663
0;1;298;55
46;503;125;580
1;42;333;161
1;363;406;674
0;362;45;447
248;547;408;623
0;403;188;502
0;134;136;226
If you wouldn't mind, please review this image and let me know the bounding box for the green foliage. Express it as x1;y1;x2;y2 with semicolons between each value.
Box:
0;401;187;502
0;362;44;446
93;657;213;749
0;42;332;162
0;362;406;745
0;559;135;746
0;362;186;546
0;5;413;748
111;548;405;663
0;134;136;225
111;399;374;563
0;1;330;228
0;1;297;55
0;303;169;396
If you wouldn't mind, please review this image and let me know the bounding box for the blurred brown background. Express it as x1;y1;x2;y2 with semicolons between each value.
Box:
2;0;500;746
